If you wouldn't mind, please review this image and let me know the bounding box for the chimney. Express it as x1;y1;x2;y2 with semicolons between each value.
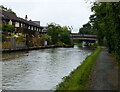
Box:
25;15;28;21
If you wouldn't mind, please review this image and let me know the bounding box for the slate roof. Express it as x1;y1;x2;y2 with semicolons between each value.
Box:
2;10;40;27
2;10;18;21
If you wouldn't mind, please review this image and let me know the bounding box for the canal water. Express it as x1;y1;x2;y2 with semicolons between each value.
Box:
2;45;94;90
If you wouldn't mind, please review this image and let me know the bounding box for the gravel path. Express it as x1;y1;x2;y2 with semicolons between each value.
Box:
88;47;119;91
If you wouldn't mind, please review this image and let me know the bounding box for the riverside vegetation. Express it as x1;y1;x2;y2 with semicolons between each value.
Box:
89;2;120;61
56;46;101;90
79;2;120;61
1;5;73;48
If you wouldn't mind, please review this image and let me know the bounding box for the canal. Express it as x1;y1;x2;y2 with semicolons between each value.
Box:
2;45;94;90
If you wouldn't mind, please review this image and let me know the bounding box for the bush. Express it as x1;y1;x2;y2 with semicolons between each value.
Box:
2;24;14;33
16;34;25;43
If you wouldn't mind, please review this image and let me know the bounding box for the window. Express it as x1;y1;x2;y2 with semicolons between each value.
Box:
9;20;12;25
15;22;19;27
31;26;33;30
28;26;30;29
21;23;23;27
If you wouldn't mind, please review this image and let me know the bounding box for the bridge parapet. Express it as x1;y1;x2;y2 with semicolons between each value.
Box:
70;33;97;41
70;33;98;45
71;34;97;38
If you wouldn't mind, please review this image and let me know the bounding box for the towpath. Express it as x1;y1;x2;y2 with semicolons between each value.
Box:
88;47;119;91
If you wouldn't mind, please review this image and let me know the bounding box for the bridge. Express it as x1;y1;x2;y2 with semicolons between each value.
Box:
70;33;98;46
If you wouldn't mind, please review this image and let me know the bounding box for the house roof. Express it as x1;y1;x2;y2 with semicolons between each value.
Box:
29;20;40;27
40;26;48;30
2;10;40;27
2;10;18;21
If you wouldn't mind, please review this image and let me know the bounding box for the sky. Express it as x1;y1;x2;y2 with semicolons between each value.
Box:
1;0;94;33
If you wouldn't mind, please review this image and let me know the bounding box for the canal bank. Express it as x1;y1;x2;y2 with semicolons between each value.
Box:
1;45;74;53
56;46;101;90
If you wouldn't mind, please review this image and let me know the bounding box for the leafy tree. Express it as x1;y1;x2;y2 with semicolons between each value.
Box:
47;23;71;45
2;24;14;33
90;2;120;60
79;22;95;35
47;23;60;44
60;26;71;45
39;34;52;45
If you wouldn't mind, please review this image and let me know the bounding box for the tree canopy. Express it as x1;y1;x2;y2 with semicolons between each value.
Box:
90;2;120;60
79;22;95;34
47;23;72;45
2;24;14;33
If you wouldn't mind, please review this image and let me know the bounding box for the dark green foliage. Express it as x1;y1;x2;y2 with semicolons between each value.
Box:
47;23;61;44
79;22;95;35
90;2;120;60
2;24;14;33
60;33;71;45
2;24;14;32
47;23;72;45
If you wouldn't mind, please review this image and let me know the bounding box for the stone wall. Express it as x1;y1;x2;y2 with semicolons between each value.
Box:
1;37;26;49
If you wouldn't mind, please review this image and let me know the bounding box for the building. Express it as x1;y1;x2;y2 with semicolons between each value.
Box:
32;21;40;25
1;10;44;36
40;26;48;34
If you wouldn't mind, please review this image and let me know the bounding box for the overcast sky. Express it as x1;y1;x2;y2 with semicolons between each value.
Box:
1;0;94;33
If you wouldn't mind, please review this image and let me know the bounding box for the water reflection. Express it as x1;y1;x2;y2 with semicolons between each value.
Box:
2;45;94;90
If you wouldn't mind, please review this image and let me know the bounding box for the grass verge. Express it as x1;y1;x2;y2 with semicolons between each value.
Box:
56;46;101;91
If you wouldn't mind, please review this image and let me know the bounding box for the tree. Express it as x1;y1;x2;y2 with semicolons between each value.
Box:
47;23;60;44
39;34;52;45
60;26;71;45
47;23;71;45
2;24;14;33
90;2;120;60
79;22;95;35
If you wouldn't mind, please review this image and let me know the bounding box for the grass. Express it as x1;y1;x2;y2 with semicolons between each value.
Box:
56;46;101;91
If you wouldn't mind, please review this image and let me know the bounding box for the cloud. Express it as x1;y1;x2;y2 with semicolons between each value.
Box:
2;0;94;3
2;0;93;33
